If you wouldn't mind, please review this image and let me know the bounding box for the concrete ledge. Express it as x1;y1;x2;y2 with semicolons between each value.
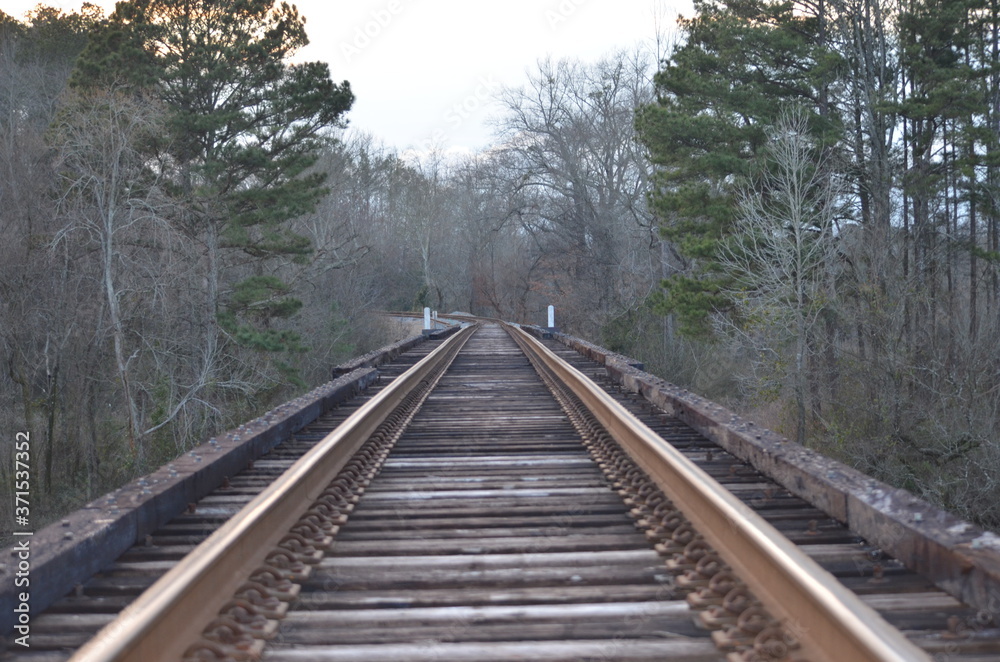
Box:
544;329;1000;612
1;329;446;635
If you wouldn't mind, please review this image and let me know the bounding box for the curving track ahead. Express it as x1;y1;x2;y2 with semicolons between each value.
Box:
4;323;999;661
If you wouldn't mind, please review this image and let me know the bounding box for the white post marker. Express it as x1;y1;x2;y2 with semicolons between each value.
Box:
424;307;431;331
548;305;555;328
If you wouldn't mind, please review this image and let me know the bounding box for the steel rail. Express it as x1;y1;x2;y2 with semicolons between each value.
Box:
70;324;478;662
504;323;931;662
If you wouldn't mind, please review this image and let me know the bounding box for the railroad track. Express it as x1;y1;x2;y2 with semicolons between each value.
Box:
4;323;1000;661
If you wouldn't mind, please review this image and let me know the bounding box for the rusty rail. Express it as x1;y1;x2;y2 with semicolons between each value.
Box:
503;322;931;662
69;324;477;662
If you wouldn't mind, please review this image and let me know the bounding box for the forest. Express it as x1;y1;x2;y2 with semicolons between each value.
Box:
2;0;999;533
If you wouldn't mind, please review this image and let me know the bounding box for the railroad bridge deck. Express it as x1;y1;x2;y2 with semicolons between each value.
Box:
3;322;1000;661
266;324;716;660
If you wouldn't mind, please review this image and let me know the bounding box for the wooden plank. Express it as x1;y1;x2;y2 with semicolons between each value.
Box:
799;543;884;564
380;456;595;468
275;620;705;646
263;639;723;662
329;513;633;531
355;486;610;501
333;524;641;541
286;600;691;626
348;494;626;512
276;601;706;644
347;501;629;519
323;549;662;570
364;477;610;490
326;534;654;556
312;564;669;591
30;613;117;632
861;592;964;611
294;584;673;610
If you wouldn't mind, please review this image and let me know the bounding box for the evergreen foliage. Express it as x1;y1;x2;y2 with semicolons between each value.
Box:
72;0;354;354
637;0;837;336
635;0;1000;526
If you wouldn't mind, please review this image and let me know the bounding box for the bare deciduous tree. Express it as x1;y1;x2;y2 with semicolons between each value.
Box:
52;89;167;456
718;107;842;444
494;52;660;335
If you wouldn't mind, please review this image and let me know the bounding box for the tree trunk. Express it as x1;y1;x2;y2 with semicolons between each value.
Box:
103;219;140;457
44;357;58;495
796;314;808;446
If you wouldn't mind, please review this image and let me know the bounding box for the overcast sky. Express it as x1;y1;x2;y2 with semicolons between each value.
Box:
5;0;693;155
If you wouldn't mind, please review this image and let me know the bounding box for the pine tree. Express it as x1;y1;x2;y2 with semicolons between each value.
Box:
73;0;354;358
636;0;838;336
898;0;980;278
